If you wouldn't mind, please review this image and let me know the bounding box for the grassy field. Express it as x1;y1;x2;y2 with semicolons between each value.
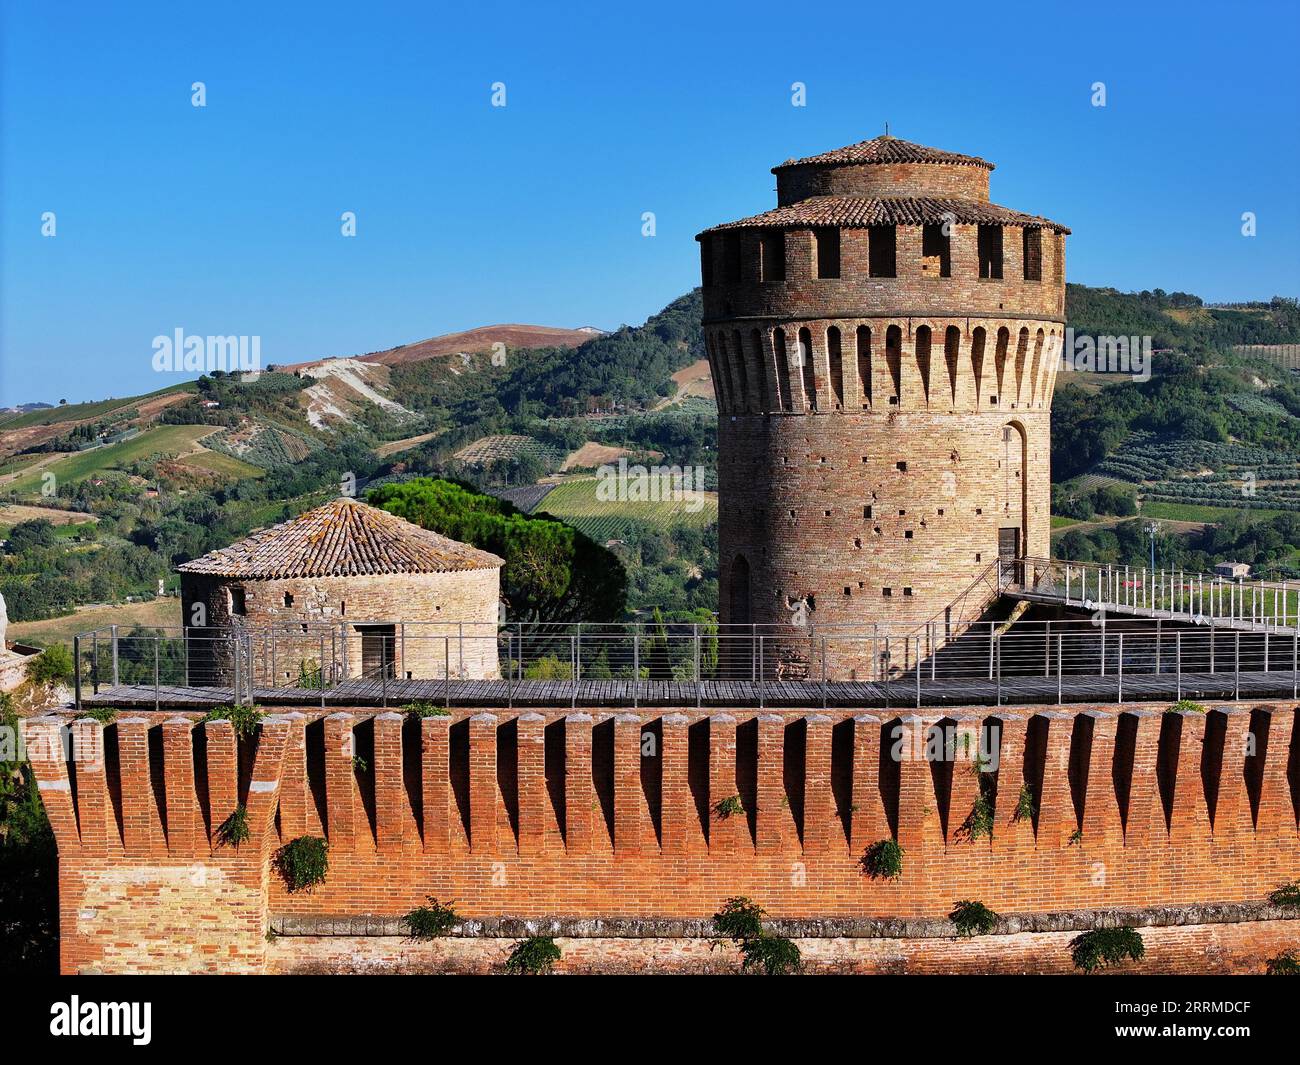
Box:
0;451;51;476
0;503;97;530
374;430;442;458
6;425;218;494
1139;501;1284;524
0;382;196;431
1050;515;1082;529
10;598;179;648
176;449;265;479
536;475;718;541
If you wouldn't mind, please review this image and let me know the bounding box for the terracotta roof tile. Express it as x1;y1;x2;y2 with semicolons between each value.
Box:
699;195;1069;236
177;497;503;579
773;135;994;172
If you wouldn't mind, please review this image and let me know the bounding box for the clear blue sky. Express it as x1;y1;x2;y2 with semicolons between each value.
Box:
2;0;1297;405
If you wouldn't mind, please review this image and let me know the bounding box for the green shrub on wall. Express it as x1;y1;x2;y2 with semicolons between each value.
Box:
1070;927;1145;973
505;935;561;975
200;704;263;739
1268;882;1300;908
713;794;744;820
402;897;461;940
403;701;450;718
277;836;328;893
949;900;999;937
712;896;801;975
862;839;903;880
215;803;250;848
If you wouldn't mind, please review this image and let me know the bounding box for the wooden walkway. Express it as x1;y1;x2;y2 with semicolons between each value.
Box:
80;668;1300;711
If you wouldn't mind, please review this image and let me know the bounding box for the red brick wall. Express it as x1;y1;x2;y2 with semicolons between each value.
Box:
23;700;1300;973
777;161;991;206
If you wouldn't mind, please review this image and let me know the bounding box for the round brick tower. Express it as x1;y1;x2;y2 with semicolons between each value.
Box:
696;135;1069;677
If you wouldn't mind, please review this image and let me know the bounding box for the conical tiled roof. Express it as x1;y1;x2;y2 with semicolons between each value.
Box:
773;135;993;172
177;497;503;579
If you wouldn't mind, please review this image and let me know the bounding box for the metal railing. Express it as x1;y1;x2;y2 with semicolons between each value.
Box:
1007;556;1300;631
73;612;1300;711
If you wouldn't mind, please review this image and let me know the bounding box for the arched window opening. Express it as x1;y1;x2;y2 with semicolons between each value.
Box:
970;327;987;404
717;332;736;412
1014;327;1030;403
885;325;902;404
827;326;844;409
915;326;932;405
773;327;791;411
1029;328;1045;405
798;327;816;410
993;326;1010;402
706;334;727;412
751;328;770;411
856;326;872;407
944;326;961;405
732;329;749;411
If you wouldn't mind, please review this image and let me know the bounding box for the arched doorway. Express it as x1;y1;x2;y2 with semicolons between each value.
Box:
1000;421;1028;583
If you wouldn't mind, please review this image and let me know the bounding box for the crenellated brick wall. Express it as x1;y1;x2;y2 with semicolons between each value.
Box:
22;700;1300;974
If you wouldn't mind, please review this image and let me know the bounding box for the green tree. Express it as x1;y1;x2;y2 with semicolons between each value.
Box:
0;694;57;972
368;478;626;622
5;519;58;554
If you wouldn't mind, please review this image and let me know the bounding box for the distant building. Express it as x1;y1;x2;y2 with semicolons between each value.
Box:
1215;561;1251;579
178;497;504;685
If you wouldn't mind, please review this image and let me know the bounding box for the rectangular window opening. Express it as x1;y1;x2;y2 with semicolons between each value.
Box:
813;227;841;279
868;225;896;278
978;224;1004;280
921;223;951;278
1023;227;1043;281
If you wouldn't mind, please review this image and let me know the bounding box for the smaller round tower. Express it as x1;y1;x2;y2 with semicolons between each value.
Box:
178;497;504;685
